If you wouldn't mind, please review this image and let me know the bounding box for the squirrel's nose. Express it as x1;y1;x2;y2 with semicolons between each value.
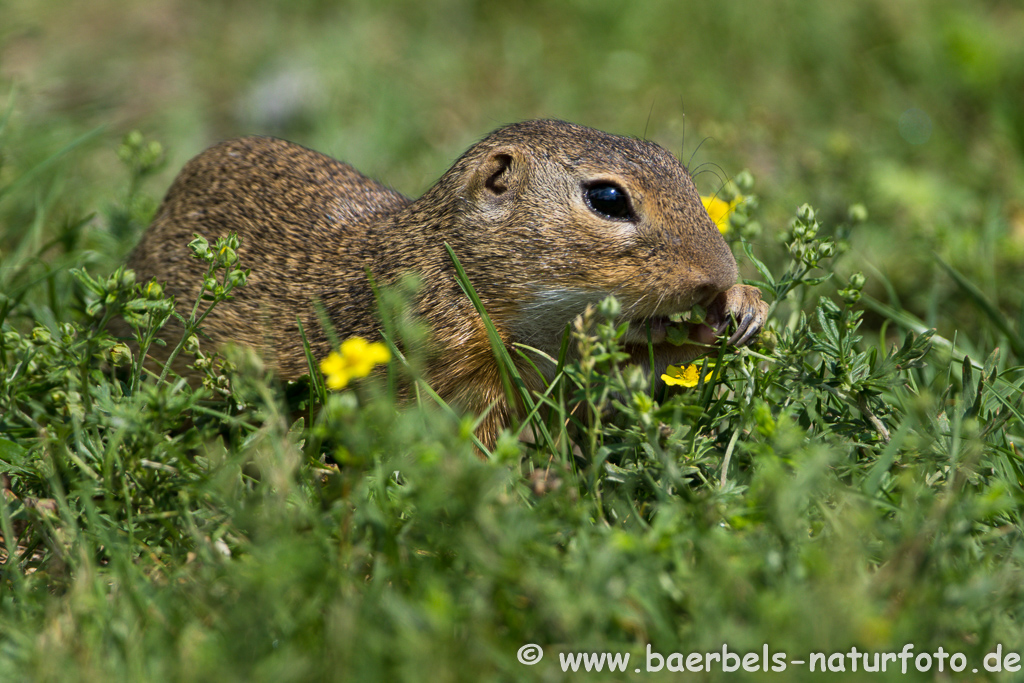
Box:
694;254;738;304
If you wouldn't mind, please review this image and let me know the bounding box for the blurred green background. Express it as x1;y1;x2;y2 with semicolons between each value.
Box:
3;0;1024;337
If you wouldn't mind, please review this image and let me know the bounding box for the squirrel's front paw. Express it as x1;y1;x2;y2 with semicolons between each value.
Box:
708;284;770;347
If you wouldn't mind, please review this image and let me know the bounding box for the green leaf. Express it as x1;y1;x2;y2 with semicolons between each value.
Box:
70;267;104;296
0;438;32;474
815;301;841;350
742;240;775;290
665;324;690;346
863;423;909;496
961;354;977;419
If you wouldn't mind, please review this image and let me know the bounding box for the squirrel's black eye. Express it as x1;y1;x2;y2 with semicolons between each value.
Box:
585;183;634;221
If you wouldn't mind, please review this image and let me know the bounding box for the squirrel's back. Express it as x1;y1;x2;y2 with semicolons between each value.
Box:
128;136;408;375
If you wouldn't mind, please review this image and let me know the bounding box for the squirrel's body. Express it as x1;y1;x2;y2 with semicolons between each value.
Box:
127;120;768;445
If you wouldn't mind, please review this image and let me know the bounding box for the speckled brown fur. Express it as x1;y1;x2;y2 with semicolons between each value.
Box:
126;120;769;447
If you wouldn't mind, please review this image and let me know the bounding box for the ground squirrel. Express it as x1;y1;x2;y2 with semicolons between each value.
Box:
126;119;769;446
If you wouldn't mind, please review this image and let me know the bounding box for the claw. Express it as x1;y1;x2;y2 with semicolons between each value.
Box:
733;320;759;347
709;284;769;349
727;311;754;346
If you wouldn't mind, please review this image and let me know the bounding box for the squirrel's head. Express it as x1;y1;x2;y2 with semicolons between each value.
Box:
423;119;740;369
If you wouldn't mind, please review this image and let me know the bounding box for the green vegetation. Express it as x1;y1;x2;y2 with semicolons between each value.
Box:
2;1;1024;680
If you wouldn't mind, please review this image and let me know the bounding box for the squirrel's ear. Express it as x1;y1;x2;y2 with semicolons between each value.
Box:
472;147;524;201
484;153;513;194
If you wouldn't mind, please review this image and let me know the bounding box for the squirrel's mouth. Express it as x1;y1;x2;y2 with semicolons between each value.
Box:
617;315;725;371
622;315;723;349
617;286;733;353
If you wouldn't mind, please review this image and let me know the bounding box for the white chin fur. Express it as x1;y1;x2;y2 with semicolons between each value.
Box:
511;287;617;351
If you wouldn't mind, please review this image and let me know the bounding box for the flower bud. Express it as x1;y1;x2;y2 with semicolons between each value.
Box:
218;245;237;266
227;269;248;288
734;169;755;194
144;141;164;165
597;295;621;321
847;203;868;224
839;288;862;305
189;235;211;261
109;343;132;366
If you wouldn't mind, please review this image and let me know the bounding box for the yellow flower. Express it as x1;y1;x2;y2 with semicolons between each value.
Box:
320;337;392;390
661;362;714;388
701;195;740;234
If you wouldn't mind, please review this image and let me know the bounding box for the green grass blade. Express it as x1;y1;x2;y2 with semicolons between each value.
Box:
934;253;1024;358
0;86;17;137
0;126;105;204
443;243;558;454
443;243;520;404
297;317;328;407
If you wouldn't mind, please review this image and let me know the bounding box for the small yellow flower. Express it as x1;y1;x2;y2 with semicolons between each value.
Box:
701;195;740;234
320;337;392;390
661;362;714;388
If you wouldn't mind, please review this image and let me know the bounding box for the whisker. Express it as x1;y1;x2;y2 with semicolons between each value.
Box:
692;168;726;186
644;99;656;141
678;98;686;161
686;135;715;172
